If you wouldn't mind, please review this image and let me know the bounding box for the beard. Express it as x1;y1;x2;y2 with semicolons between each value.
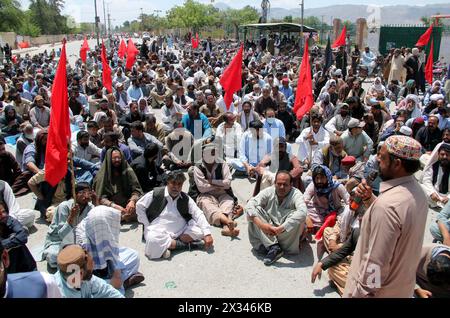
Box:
378;166;392;181
0;275;5;297
83;268;93;281
315;183;327;189
440;159;450;170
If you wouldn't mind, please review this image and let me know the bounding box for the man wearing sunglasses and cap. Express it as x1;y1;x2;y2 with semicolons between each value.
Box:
341;118;373;162
42;182;95;269
54;244;123;298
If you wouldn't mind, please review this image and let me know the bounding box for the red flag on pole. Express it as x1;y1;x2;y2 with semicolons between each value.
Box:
425;39;434;85
219;45;243;110
125;39;139;70
45;39;71;187
191;37;198;49
416;25;433;47
293;40;314;120
118;38;127;59
101;41;113;93
331;25;347;48
192;33;199;49
80;37;90;63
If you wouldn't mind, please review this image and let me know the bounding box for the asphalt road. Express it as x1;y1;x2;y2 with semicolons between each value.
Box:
10;43;438;298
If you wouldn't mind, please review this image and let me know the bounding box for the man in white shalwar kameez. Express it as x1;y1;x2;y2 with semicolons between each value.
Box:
136;170;213;259
296;113;330;166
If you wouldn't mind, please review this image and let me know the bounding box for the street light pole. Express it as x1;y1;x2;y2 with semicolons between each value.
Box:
94;0;100;47
103;0;107;37
320;15;324;45
107;4;111;35
300;0;304;54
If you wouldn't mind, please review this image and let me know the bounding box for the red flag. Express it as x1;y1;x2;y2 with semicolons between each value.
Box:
80;37;90;63
425;39;434;85
118;38;127;59
293;40;314;120
192;33;199;49
416;25;433;47
332;25;347;48
125;39;139;70
101;42;113;93
315;212;337;240
191;37;198;49
45;40;71;187
219;45;243;110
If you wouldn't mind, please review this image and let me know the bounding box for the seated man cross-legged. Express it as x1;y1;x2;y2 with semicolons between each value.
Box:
245;171;307;266
136;170;214;260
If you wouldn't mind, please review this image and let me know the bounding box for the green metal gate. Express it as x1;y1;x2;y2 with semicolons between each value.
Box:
379;25;442;61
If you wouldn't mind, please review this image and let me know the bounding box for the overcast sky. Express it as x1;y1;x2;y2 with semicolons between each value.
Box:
18;0;450;26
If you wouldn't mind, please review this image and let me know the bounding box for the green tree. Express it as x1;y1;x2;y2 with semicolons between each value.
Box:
421;14;444;27
222;6;259;40
141;13;168;31
283;15;293;23
166;0;219;33
19;10;41;36
29;0;68;35
0;0;24;32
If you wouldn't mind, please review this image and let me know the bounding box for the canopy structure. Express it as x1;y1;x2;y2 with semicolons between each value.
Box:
239;22;317;34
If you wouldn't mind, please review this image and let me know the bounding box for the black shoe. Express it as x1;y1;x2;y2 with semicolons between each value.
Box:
123;272;145;289
256;245;268;255
174;239;190;250
189;240;205;251
174;239;205;251
263;244;284;266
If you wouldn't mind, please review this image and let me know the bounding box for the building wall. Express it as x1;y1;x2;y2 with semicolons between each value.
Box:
439;34;450;64
0;32;17;48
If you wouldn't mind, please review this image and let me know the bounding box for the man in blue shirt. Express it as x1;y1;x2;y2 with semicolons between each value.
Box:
182;103;212;140
263;107;286;139
1;241;61;298
127;76;143;101
54;244;124;298
279;78;293;100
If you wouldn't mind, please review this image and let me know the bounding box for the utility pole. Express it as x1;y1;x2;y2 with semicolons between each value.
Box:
330;16;333;39
320;15;324;45
300;0;304;54
140;8;144;31
107;4;112;36
94;0;100;47
102;0;107;37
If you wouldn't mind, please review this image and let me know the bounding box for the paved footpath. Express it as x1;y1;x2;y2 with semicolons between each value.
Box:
10;42;438;297
18;116;437;298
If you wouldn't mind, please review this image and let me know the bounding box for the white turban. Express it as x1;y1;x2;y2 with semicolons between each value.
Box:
430;94;445;102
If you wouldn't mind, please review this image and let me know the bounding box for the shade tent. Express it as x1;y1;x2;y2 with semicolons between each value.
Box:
240;23;317;34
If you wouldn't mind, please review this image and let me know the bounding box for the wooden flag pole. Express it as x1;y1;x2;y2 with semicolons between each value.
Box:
68;141;77;201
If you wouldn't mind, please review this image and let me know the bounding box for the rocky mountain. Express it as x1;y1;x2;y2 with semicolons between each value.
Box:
213;2;450;25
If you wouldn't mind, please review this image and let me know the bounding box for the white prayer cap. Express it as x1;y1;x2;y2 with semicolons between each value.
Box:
334;69;342;76
399;126;413;136
430;94;445;101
